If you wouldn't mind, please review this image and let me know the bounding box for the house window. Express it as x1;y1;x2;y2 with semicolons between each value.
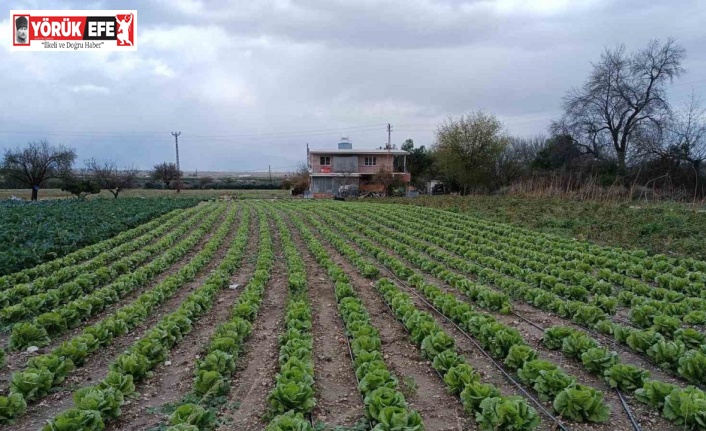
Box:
320;156;331;166
364;157;377;166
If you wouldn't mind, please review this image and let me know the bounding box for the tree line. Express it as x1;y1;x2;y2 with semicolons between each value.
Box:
404;39;705;199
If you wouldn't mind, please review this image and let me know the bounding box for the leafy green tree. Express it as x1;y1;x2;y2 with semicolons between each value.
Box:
433;111;509;194
401;139;433;189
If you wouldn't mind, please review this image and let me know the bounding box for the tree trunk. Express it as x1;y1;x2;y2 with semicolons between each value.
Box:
31;187;38;201
617;151;627;179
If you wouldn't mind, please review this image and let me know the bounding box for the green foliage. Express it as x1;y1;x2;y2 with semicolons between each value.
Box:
460;381;501;413
370;407;424;431
652;315;681;336
194;370;229;399
420;332;455;361
678;351;706;385
26;354;75;385
98;372;136;397
10;367;54;401
169;403;215;429
0;198;198;276
443;363;480;395
475;397;540;431
431;349;465;376
504;345;538;370
604;364;650;393
561;332;598;359
265;411;314;431
533;369;575;402
543;326;575;350
0;393;27;425
41;408;105;431
9;322;51;350
646;340;684;370
553;385;610;423
580;348;619;375
517;360;558;386
73;386;124;419
634;380;678;409
663;387;706;428
626;330;664;354
364;387;408;421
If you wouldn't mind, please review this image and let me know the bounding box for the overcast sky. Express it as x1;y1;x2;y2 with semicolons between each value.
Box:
1;0;705;172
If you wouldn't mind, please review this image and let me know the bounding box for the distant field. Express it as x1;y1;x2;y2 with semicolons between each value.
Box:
382;195;706;261
0;188;293;200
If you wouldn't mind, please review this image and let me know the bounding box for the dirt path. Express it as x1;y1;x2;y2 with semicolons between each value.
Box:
216;219;288;431
0;205;221;387
285;214;365;427
303;226;470;431
11;205;238;431
105;208;260;431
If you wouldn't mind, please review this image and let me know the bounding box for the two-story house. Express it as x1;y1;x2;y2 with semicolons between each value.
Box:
307;138;410;196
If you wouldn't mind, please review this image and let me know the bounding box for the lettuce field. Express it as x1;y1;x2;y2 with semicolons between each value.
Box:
1;199;705;431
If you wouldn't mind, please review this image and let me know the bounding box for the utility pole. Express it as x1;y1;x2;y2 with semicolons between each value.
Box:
387;124;392;149
171;132;181;193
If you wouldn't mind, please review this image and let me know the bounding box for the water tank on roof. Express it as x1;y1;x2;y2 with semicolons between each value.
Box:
338;137;352;150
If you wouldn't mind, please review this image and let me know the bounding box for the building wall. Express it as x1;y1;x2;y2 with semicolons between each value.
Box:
311;176;360;193
310;153;396;174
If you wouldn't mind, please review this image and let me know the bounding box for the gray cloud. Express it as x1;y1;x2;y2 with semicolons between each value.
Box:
1;0;705;171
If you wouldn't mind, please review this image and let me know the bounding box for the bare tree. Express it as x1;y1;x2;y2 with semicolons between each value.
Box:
152;162;181;190
86;158;139;198
560;39;685;174
2;140;76;200
198;176;214;189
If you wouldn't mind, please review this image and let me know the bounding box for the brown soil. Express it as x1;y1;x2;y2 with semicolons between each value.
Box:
304;224;471;431
105;208;261;431
0;205;221;388
10;204;238;431
286;215;366;426
216;218;289;431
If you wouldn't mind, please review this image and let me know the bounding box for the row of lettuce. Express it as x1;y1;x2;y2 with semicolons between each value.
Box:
352;204;706;327
294;202;706;430
327;203;706;388
297;206;612;428
38;203;253;431
0;203;237;425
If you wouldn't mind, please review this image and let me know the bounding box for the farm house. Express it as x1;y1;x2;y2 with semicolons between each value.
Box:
307;138;410;196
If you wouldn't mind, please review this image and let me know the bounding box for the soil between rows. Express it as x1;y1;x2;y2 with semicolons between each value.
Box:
285;212;366;427
301;217;471;431
216;216;288;431
9;203;238;431
104;206;261;431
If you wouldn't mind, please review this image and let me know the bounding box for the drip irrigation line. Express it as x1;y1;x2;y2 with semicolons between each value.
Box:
374;262;571;431
510;310;648;430
616;389;643;431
